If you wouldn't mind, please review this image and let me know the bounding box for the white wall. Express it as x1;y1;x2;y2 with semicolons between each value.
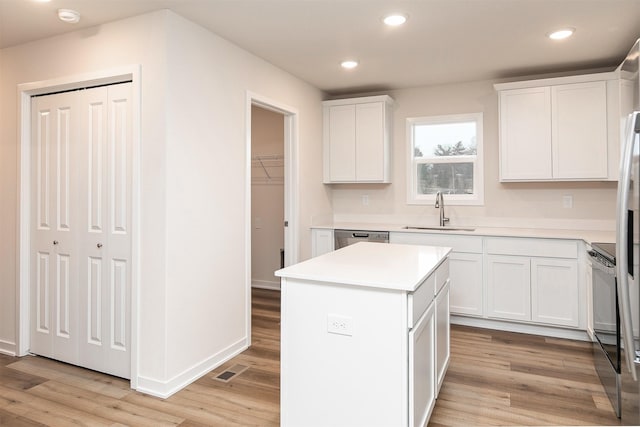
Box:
331;80;617;230
162;12;327;390
0;9;329;397
251;106;285;289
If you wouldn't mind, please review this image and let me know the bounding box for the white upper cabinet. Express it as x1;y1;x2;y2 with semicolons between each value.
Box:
552;81;608;179
496;73;619;182
499;87;553;180
323;95;393;183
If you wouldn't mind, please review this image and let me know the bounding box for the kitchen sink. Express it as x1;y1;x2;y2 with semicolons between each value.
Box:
402;226;476;232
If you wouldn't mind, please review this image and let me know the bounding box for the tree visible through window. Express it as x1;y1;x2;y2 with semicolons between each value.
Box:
407;113;484;205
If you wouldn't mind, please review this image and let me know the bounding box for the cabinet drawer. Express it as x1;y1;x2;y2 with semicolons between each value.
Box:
408;274;435;328
485;237;578;258
390;232;483;253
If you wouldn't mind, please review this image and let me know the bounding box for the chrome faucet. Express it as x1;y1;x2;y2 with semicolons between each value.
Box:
435;192;449;227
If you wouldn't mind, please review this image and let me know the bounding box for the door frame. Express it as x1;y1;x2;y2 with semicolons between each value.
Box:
245;91;299;343
16;66;141;387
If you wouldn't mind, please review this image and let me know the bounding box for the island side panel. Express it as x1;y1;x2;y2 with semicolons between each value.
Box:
281;277;409;427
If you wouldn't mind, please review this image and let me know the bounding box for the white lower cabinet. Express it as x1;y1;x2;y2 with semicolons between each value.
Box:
311;228;334;257
531;258;579;327
487;255;531;321
390;232;484;317
449;253;483;316
486;238;580;328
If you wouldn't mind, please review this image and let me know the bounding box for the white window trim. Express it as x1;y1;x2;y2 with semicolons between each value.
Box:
406;112;484;206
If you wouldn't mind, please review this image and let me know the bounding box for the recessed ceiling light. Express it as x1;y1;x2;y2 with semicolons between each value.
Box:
34;0;52;3
341;60;359;69
383;14;407;26
57;9;81;24
548;28;575;40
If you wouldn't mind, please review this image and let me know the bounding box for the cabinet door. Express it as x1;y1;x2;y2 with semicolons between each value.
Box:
552;81;608;179
499;87;552;180
355;102;384;181
311;229;334;257
327;104;356;182
487;255;531;321
449;252;483;316
435;280;450;396
531;258;579;327
409;302;436;427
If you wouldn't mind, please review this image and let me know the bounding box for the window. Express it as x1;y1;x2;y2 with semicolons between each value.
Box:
407;113;484;205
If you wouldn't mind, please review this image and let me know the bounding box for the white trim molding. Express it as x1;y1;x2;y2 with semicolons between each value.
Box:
136;337;248;399
245;90;299;346
406;112;485;206
252;280;282;291
0;340;17;356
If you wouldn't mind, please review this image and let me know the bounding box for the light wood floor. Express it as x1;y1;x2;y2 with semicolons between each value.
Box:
0;288;623;426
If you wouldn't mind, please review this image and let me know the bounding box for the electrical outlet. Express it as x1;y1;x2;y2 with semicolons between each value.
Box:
562;195;573;209
362;194;369;206
327;314;353;336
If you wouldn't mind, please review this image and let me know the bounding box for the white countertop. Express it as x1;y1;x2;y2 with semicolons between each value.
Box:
275;241;451;292
311;222;615;245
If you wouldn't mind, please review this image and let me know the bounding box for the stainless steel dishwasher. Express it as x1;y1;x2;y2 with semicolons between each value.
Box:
334;229;389;249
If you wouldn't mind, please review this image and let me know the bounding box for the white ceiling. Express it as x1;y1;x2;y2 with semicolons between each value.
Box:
1;0;639;95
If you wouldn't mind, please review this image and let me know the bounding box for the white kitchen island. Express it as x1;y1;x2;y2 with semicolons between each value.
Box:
275;242;452;427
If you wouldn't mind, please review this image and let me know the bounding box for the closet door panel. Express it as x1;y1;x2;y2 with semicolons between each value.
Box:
30;91;80;365
77;83;132;379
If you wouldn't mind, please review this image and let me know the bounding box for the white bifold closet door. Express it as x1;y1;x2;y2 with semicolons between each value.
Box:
30;82;132;379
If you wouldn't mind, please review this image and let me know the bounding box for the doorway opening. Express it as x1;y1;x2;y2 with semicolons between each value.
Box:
245;92;298;345
250;105;285;291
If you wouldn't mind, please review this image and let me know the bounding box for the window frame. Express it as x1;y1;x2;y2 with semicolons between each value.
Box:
406;112;484;206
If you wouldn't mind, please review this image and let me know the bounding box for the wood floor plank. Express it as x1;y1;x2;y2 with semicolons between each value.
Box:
509;390;620;425
436;381;511;407
0;354;21;368
173;385;278;422
28;380;184;426
8;357;132;399
0;383;118;426
124;392;274;427
0;407;45;426
195;374;280;405
0;365;48;391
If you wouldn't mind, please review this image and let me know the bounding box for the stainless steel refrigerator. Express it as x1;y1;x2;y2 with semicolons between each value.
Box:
617;38;640;424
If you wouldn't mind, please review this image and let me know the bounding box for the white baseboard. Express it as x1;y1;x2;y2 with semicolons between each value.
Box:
0;339;16;356
451;315;591;342
135;336;248;399
252;279;281;291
